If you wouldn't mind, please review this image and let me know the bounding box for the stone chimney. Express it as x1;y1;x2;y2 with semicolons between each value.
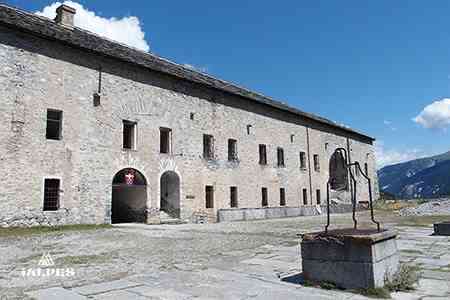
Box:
54;4;76;28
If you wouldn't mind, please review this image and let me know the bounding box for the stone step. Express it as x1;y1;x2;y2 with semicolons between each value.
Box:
160;218;187;225
159;211;186;225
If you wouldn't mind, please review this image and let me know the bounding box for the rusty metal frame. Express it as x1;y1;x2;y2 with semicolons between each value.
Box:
325;148;380;233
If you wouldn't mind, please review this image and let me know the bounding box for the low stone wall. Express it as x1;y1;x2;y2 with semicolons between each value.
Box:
217;204;361;222
0;207;80;227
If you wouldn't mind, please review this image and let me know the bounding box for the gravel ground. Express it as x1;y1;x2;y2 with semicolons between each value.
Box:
398;200;450;216
0;211;449;299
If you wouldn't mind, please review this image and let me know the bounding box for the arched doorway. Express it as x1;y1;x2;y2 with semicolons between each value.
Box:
112;168;147;223
160;171;180;218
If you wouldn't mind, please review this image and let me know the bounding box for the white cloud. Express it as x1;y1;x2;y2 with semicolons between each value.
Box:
375;141;427;168
413;98;450;129
383;120;397;131
36;1;150;52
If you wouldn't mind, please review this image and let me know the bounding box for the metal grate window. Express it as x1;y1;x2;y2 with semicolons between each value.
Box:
43;179;60;211
316;189;321;205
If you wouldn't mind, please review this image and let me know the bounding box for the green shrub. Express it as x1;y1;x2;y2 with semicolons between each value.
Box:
385;264;420;292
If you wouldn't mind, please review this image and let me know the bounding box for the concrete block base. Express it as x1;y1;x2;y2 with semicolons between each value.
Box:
434;222;450;236
301;229;399;289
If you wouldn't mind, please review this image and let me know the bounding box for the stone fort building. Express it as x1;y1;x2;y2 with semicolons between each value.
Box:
0;4;378;226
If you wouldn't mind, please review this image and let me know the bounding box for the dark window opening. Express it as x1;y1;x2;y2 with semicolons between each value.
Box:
290;134;295;143
316;189;321;205
280;188;286;206
302;188;308;205
277;147;285;167
203;134;214;159
228;139;238;161
299;152;307;169
190;112;195;120
230;186;238;208
46;109;62;140
44;179;60;211
313;154;320;171
259;144;267;165
261;187;268;207
364;163;368;176
123;120;136;150
247;124;252;135
160;127;172;154
325;143;329;150
205;185;214;208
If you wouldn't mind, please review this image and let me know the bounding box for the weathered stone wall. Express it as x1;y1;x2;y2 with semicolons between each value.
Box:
0;25;378;226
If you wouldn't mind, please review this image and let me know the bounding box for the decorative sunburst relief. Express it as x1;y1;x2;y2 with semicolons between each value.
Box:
159;158;179;174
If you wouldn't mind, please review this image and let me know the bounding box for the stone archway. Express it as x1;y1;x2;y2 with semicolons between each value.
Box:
160;171;180;218
111;168;147;223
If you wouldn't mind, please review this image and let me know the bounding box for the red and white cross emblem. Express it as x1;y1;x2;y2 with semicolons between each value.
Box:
125;171;135;185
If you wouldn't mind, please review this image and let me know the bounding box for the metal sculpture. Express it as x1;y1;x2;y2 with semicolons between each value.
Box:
325;148;380;233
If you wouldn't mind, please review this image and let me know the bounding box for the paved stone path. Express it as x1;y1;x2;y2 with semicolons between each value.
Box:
1;212;449;299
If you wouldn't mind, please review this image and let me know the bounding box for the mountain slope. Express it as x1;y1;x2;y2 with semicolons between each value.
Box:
378;151;450;199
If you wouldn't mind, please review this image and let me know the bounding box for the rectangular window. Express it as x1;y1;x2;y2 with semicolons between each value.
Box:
160;127;172;154
203;134;214;159
228;139;238;161
280;188;286;206
290;134;295;143
302;188;308;205
364;163;368;176
356;164;360;176
247;124;252;135
313;154;320;171
230;186;238;208
205;185;214;208
259;144;267;165
299;152;307;169
123;120;137;150
43;179;60;211
316;189;321;205
277;147;285;167
261;187;268;207
46;109;62;140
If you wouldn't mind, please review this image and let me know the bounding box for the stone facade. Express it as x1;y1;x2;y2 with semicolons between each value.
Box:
0;4;378;226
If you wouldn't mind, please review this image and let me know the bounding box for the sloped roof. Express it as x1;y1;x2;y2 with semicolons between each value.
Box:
0;4;374;142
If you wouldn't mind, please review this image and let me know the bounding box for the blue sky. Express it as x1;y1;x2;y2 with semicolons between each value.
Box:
5;0;450;167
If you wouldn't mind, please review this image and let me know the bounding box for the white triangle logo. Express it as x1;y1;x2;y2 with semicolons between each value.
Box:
38;252;55;267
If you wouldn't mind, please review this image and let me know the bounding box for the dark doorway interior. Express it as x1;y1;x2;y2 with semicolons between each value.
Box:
111;168;147;223
160;171;180;218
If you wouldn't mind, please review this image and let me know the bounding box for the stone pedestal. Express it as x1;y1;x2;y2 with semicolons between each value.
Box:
301;229;399;289
434;222;450;236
